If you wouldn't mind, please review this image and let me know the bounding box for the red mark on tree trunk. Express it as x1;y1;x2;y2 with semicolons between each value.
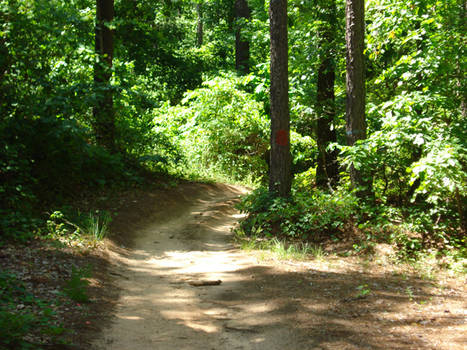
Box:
275;129;288;146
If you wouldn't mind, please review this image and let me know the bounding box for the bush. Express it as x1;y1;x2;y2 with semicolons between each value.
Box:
236;187;359;241
153;73;270;182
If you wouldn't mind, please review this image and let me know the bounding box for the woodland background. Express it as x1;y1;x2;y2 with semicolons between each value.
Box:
1;0;465;259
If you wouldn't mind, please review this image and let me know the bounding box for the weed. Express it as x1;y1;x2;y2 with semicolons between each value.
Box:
308;244;326;260
0;271;66;348
43;210;111;249
237;235;323;261
405;286;414;301
83;210;111;241
63;265;92;303
355;284;371;298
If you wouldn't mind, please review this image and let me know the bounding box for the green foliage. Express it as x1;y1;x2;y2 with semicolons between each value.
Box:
44;210;112;249
46;211;70;238
355;284;371;298
83;211;111;241
236;186;359;240
63;265;92;303
0;0;188;240
1;0;464;265
0;271;66;349
154;74;270;182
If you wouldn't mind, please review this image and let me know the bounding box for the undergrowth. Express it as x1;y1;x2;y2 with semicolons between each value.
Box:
42;210;111;249
235;185;467;273
63;265;92;303
0;271;67;349
236;235;326;261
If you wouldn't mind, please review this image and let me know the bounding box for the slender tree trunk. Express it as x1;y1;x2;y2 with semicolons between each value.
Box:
345;0;369;196
196;2;203;47
455;0;466;234
316;0;339;189
94;0;116;152
457;0;466;119
235;0;250;74
269;0;291;197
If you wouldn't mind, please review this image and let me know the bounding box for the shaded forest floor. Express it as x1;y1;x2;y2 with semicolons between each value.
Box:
1;182;465;349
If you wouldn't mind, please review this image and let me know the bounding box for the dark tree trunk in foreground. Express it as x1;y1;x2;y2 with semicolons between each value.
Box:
316;0;339;189
94;0;116;152
269;0;291;197
345;0;369;196
196;2;203;47
235;0;250;74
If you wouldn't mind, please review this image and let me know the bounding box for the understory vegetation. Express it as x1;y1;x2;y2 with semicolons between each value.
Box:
0;0;465;346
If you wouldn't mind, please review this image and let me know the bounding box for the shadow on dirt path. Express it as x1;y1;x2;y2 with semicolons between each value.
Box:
91;183;466;350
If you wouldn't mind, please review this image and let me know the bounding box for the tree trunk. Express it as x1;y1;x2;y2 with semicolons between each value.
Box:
316;0;339;189
94;0;116;152
345;0;369;196
457;0;466;119
269;0;291;197
196;2;203;47
235;0;250;74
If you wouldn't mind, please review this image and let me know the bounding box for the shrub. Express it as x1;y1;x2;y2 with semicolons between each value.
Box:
154;73;269;182
236;187;359;241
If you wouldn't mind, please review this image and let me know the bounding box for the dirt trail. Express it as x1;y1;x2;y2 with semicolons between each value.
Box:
92;183;466;350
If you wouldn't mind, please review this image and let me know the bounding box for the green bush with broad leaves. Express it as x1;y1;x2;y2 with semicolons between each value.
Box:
153;74;270;182
236;186;359;241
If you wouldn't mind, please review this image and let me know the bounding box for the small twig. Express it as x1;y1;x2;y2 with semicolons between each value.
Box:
188;279;222;287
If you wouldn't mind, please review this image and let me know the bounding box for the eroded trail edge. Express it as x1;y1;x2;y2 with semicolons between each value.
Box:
93;183;466;350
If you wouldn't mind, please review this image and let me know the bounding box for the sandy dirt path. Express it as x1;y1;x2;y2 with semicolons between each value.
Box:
93;183;291;350
92;183;466;350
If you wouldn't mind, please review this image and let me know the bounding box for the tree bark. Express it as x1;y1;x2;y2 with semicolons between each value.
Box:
196;2;203;47
345;0;369;196
316;0;339;189
269;0;291;197
235;0;250;74
94;0;116;152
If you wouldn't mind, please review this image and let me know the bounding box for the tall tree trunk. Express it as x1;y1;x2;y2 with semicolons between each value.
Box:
345;0;369;196
457;0;466;119
94;0;116;152
455;0;466;234
316;0;339;189
196;2;203;47
235;0;250;74
269;0;291;197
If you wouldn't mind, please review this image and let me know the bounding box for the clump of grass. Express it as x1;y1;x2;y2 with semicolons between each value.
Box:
236;234;326;261
269;238;325;261
44;210;111;248
84;210;111;241
309;244;326;260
